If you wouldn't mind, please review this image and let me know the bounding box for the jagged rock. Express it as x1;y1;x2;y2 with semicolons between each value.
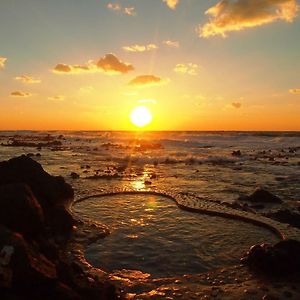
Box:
239;188;282;204
70;172;80;179
0;226;57;289
47;205;75;234
0;155;75;234
241;239;300;275
232;150;242;157
0;155;74;207
0;184;44;238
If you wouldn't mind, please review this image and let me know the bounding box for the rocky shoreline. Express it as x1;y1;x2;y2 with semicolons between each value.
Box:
0;155;119;299
1;155;300;300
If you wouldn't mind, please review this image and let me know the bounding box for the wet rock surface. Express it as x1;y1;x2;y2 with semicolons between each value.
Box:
0;156;119;299
239;188;283;204
241;239;300;276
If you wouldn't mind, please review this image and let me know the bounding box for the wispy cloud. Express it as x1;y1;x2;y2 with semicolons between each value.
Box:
15;75;41;84
53;54;134;75
123;43;158;52
163;40;180;48
10;91;32;98
48;95;64;101
128;75;169;88
198;0;299;38
289;88;300;94
0;57;7;69
107;3;136;16
163;0;179;10
174;63;199;75
232;102;242;109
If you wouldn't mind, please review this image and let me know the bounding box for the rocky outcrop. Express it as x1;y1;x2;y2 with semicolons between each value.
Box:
0;156;119;299
0;184;44;238
239;188;283;204
241;239;300;275
265;209;300;229
0;155;75;234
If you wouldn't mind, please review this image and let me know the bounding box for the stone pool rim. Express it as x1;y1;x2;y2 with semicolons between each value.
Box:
71;188;300;242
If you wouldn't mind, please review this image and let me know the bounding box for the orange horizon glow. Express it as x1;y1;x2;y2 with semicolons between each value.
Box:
0;1;300;131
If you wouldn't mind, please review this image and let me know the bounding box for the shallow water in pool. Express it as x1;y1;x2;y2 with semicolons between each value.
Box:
73;194;279;277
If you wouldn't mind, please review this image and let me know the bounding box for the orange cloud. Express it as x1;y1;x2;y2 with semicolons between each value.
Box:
107;3;136;16
163;0;179;10
10;91;32;97
128;75;169;87
15;75;41;84
96;54;134;74
163;40;180;48
122;43;158;52
53;54;134;75
289;88;300;94
232;102;242;109
198;0;299;38
174;63;199;75
48;95;64;101
0;57;7;69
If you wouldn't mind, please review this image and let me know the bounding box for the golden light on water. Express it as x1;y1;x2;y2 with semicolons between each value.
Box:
130;106;153;128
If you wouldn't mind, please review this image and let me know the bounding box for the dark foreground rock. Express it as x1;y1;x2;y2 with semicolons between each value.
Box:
239;188;283;204
241;239;300;276
0;156;119;299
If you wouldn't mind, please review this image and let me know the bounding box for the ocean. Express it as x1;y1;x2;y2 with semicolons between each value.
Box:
0;131;299;276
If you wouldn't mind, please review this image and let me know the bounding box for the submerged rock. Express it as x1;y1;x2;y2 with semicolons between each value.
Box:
239;188;282;204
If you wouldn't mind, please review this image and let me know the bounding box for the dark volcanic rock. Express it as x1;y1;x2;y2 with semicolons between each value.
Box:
0;225;57;288
241;239;300;275
0;156;119;299
232;150;242;157
0;155;75;234
239;188;282;204
0;155;74;208
265;209;300;229
47;205;76;234
0;184;44;238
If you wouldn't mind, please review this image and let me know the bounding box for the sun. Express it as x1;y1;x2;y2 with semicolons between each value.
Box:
130;106;153;128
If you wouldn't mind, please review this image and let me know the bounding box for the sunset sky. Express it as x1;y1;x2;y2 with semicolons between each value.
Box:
0;0;299;130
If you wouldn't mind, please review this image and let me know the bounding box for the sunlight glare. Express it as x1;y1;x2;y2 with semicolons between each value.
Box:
130;106;153;128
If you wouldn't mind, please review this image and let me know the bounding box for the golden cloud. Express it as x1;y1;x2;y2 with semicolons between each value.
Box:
289;88;300;94
0;57;7;69
107;3;136;16
96;54;134;74
163;0;179;10
53;54;134;75
174;63;199;75
10;91;32;98
124;7;136;16
163;40;180;48
198;0;299;38
15;75;41;84
122;43;158;52
48;95;64;101
128;75;169;87
232;102;242;108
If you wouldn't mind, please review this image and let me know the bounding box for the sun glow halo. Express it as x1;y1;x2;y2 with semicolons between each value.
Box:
130;106;153;128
